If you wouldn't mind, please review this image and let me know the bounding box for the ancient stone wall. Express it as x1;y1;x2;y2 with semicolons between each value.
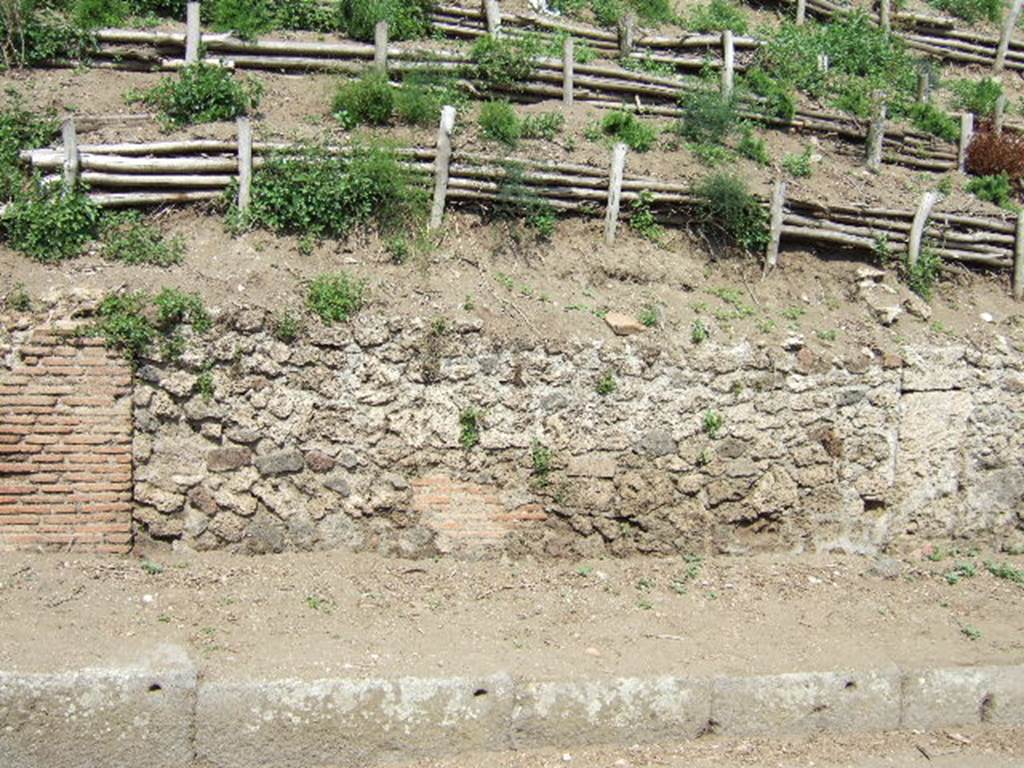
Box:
128;308;1024;558
0;325;133;552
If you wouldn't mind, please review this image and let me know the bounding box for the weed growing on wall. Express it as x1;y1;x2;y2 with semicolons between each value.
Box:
702;410;724;437
531;440;552;483
596;370;617;395
306;272;366;323
693;172;768;254
1;183;100;262
904;246;942;300
459;408;481;449
231;141;426;241
129;63;262;128
93;288;210;365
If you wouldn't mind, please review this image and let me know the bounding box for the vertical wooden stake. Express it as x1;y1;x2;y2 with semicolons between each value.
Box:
185;0;201;64
995;0;1023;73
721;30;734;99
816;53;829;73
958;112;974;172
429;106;456;231
236;117;252;217
61;117;78;189
562;36;574;106
879;0;891;33
796;0;807;24
483;0;502;37
604;143;627;246
916;71;930;103
373;21;388;71
765;180;786;275
995;93;1007;134
618;12;636;56
1014;213;1024;301
908;191;939;269
865;94;886;173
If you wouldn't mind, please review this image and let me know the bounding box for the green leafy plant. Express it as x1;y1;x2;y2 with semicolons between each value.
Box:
231;141;425;241
927;0;1002;23
677;89;737;145
0;92;57;201
2;183;100;262
339;0;433;41
638;303;659;327
944;561;977;585
99;211;185;266
393;70;462;127
93;292;156;365
782;146;814;177
599;109;657;151
904;246;942;300
333;70;394;129
520;111;564;140
596;370;617;395
129;63;262;127
195;369;215;400
694;172;769;253
272;309;301;342
702;410;723;437
154;288;211;332
966;172;1016;209
908;102;959;143
950;77;1004;117
0;3;96;67
306;271;366;323
479;99;521;146
737;126;771;165
469;34;539;91
691;318;709;344
530;439;552;482
687;0;748;34
629;189;662;241
459;407;481;449
985;560;1024;585
5;282;30;311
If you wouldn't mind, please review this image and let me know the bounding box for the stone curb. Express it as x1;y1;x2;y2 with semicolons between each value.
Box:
2;650;1022;768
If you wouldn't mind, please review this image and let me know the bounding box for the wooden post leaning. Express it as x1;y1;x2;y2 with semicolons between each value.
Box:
908;190;940;269
429;106;457;231
236;117;253;217
994;0;1024;74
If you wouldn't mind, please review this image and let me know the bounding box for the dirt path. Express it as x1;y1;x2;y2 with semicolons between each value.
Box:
2;549;1022;679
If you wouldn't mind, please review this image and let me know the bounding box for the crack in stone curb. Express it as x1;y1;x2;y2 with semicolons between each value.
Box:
2;658;1023;768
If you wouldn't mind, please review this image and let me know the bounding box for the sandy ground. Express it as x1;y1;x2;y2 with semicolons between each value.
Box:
1;549;1022;679
403;726;1024;767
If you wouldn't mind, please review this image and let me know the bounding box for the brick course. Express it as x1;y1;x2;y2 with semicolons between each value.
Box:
0;328;132;552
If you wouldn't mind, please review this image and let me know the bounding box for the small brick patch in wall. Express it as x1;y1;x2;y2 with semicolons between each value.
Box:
411;474;546;552
0;328;133;553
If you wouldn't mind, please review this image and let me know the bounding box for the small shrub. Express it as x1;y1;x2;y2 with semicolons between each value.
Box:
339;0;433;41
782;146;813;177
233;142;425;240
905;246;941;301
130;63;262;127
677;89;737;145
469;35;539;91
333;70;394;129
2;183;100;262
494;160;557;238
950;78;1003;118
0;5;96;67
985;560;1024;585
702;410;723;437
600;110;657;152
393;71;460;127
944;561;977;585
210;0;274;39
687;0;748;33
272;309;301;342
966;172;1016;209
966;129;1024;182
629;190;662;241
154;288;210;332
638;303;659;327
927;0;1002;23
694;172;769;253
306;272;366;323
459;407;481;449
738;126;771;165
195;369;215;400
479;100;521;146
5;282;30;311
100;211;185;266
908;102;959;143
0;93;57;201
596;370;617;395
691;318;709;344
521;112;564;140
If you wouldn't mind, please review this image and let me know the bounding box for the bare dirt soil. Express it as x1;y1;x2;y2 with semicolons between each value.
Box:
1;549;1022;679
406;726;1024;767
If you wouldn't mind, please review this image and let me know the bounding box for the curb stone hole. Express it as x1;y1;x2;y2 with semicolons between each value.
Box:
844;680;857;690
980;693;995;722
696;719;718;737
473;688;488;697
148;683;163;693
